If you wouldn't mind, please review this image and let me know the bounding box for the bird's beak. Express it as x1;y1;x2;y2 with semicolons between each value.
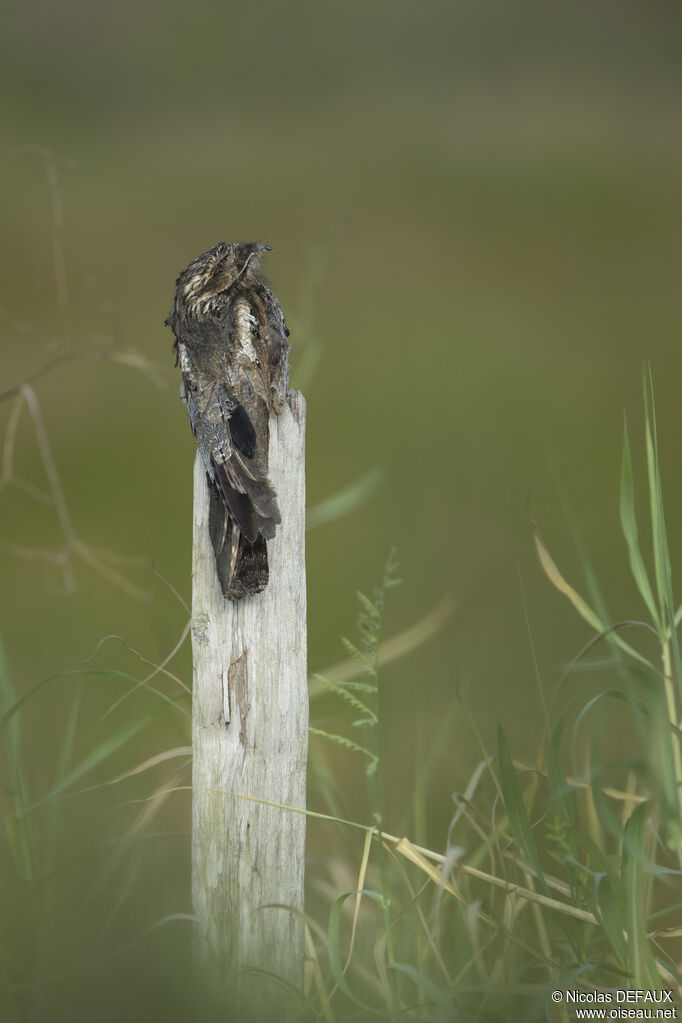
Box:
254;243;273;252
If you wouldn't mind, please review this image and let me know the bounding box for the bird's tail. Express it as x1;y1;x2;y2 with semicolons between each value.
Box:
207;480;270;600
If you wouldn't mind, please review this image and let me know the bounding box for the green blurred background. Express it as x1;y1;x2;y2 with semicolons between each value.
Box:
2;0;682;1017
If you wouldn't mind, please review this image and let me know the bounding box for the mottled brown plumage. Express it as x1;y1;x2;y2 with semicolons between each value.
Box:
166;241;289;599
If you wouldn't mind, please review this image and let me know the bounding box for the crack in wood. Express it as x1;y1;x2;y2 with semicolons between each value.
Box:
228;651;250;747
219;666;230;726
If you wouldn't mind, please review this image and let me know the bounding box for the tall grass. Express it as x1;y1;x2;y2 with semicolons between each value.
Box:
301;389;681;1021
2;397;682;1020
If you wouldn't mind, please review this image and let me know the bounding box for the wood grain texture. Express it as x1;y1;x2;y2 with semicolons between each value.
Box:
191;391;308;1015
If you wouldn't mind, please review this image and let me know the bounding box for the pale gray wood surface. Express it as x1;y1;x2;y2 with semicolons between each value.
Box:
191;391;308;1013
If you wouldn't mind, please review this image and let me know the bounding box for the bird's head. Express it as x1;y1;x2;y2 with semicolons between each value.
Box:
168;241;272;324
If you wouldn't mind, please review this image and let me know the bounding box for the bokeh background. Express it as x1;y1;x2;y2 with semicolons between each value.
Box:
2;1;682;1018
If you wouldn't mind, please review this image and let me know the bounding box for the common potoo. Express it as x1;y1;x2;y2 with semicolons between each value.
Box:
166;241;289;600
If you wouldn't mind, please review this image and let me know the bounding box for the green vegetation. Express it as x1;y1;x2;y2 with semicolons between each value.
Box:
2;390;681;1020
3;3;682;1018
302;408;682;1018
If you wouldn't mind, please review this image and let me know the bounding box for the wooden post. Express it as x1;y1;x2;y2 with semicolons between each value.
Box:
191;391;308;1017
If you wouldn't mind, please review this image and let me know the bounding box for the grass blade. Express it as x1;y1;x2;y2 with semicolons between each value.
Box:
389;961;454;1014
307;467;384;531
595;876;628;970
621;802;658;988
534;523;655;670
33;714;152;806
644;388;670;624
533;522;604;633
327;889;390;1017
620;420;659;626
497;726;546;891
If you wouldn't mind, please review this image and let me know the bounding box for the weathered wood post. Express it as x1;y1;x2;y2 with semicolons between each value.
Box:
191;391;308;1017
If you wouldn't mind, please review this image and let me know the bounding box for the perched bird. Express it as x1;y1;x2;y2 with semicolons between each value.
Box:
166;241;290;600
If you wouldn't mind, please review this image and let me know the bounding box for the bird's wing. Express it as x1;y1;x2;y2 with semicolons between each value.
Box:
261;290;290;413
178;342;279;544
